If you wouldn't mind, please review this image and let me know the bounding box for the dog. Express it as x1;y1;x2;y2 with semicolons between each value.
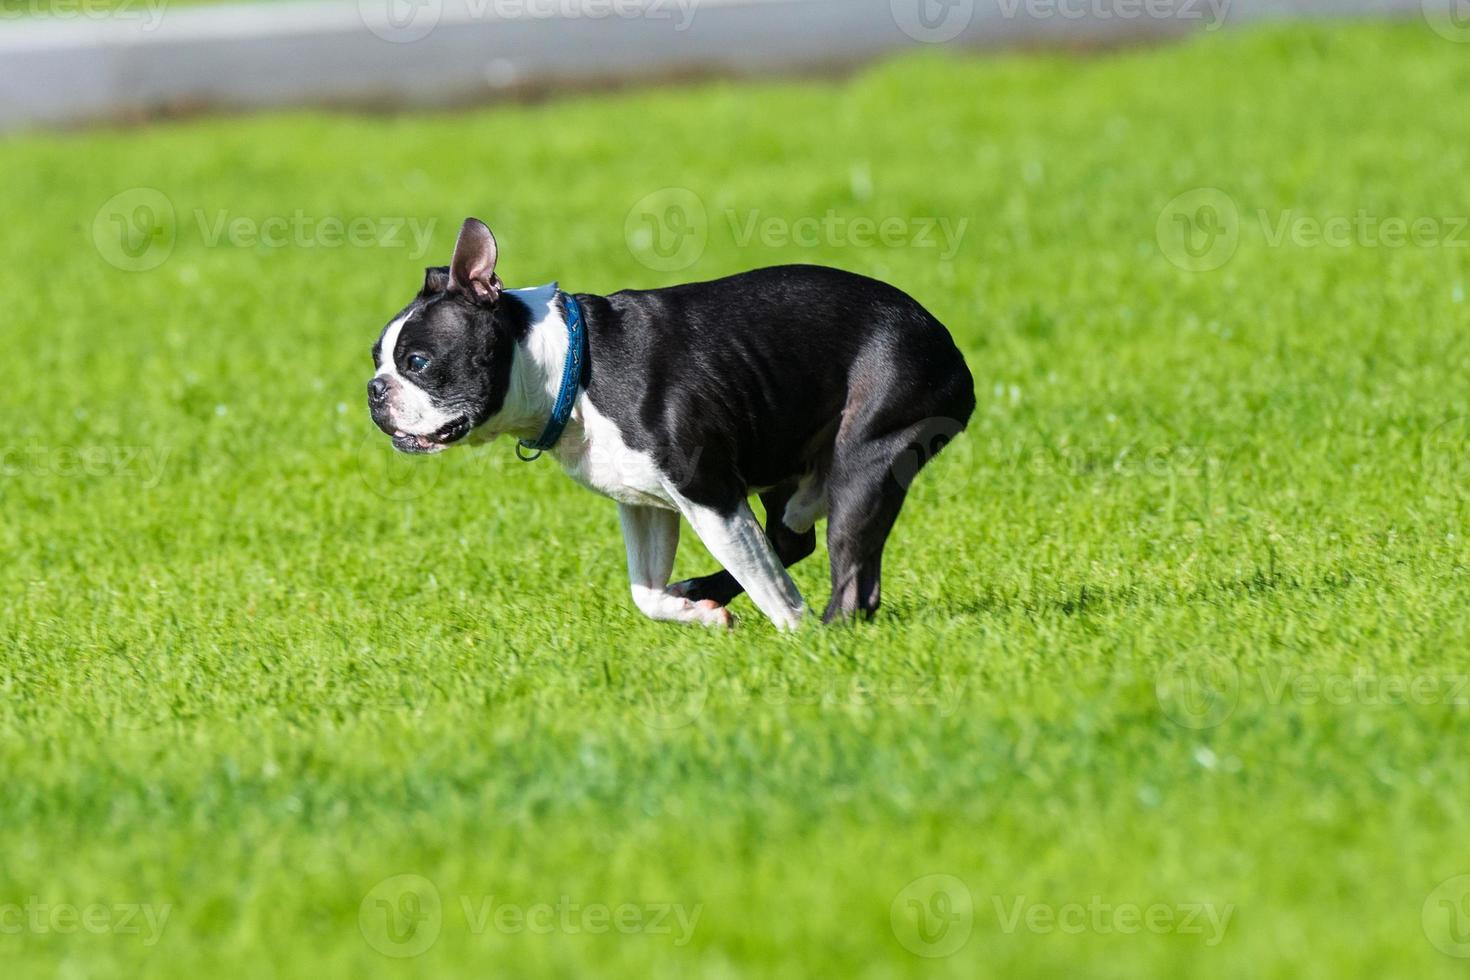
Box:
368;218;975;630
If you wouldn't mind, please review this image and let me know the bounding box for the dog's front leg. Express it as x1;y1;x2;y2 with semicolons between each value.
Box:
618;503;733;628
663;492;807;632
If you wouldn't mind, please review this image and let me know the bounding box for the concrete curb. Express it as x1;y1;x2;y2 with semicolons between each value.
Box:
0;0;1430;132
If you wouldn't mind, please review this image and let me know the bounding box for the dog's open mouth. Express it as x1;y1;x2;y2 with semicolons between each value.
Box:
391;417;471;455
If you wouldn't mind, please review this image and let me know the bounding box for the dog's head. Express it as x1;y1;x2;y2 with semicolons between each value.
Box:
367;218;521;455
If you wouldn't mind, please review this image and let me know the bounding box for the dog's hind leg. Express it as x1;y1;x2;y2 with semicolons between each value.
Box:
821;433;912;624
667;482;818;607
823;410;974;624
822;343;974;624
618;503;733;628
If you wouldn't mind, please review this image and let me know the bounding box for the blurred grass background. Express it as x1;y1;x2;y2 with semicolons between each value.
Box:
0;20;1468;978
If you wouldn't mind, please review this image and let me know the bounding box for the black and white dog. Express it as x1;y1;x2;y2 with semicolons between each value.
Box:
368;218;975;630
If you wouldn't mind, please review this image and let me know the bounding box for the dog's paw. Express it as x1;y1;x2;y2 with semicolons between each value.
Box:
668;595;735;629
692;598;735;630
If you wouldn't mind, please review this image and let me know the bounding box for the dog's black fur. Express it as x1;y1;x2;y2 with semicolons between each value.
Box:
576;267;974;621
371;234;974;624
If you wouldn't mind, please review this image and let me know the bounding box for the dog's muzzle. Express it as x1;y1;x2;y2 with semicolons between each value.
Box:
367;376;472;455
389;417;472;455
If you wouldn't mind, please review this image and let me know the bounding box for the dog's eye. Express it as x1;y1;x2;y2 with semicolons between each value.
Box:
406;353;430;373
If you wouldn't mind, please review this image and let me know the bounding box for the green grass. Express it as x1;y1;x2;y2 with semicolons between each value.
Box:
3;20;1470;979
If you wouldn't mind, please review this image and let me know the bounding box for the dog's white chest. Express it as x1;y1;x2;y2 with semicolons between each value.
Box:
552;397;675;510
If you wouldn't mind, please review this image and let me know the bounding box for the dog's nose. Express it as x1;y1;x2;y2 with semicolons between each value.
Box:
368;376;390;406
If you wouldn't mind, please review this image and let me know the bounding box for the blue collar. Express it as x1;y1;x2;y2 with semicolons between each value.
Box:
516;289;586;462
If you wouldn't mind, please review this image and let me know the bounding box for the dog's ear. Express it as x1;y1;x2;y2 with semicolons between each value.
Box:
421;266;451;296
449;218;502;304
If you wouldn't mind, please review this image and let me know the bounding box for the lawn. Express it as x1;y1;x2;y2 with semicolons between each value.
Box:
2;20;1469;979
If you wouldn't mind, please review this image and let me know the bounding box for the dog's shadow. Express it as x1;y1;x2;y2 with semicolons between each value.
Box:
903;565;1354;622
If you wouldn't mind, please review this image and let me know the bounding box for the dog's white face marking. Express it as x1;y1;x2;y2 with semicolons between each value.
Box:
374;307;458;439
